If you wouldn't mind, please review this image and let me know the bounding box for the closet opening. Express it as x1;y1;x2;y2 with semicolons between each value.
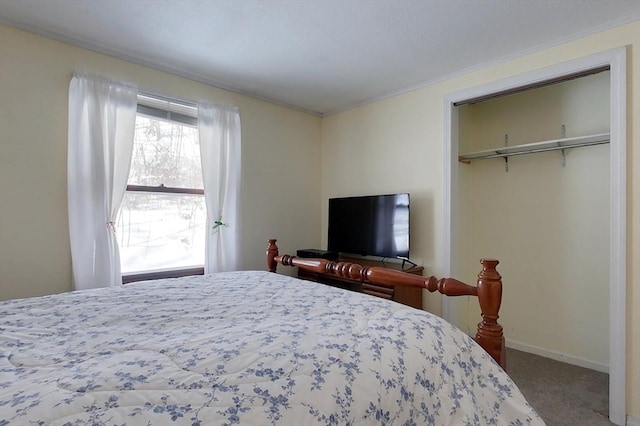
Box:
444;48;626;425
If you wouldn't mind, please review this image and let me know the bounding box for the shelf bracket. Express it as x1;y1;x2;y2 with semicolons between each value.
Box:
560;125;566;167
504;134;509;172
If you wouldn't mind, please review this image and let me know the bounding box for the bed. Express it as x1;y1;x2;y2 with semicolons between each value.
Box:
0;240;543;425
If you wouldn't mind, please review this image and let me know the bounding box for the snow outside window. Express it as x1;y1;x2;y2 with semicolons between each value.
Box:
117;111;205;274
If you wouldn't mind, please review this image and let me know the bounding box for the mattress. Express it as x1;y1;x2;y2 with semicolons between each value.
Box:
0;270;543;425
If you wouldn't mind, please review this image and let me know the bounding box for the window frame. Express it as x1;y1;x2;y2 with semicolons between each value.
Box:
121;96;205;284
122;266;204;284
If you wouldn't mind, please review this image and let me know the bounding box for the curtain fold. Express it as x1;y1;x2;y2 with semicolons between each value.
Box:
198;104;242;273
67;74;137;290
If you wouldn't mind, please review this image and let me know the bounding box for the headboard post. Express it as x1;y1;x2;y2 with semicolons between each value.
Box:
267;239;279;272
475;258;506;369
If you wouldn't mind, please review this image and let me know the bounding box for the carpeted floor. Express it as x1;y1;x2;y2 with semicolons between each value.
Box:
506;348;612;425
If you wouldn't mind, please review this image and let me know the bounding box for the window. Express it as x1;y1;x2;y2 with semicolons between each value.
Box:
117;95;205;279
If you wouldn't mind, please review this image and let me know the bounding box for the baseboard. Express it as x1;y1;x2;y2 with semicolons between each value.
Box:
506;339;609;374
626;415;640;426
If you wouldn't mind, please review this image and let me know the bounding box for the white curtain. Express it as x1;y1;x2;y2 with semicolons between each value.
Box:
67;74;137;290
198;104;242;273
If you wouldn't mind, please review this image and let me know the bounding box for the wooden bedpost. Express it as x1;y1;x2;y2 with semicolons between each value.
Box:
475;258;506;369
267;239;279;272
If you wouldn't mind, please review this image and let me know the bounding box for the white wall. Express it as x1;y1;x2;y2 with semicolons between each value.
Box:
320;22;639;419
0;25;322;300
321;90;445;313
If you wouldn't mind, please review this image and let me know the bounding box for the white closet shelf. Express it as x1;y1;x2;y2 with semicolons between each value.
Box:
458;132;610;163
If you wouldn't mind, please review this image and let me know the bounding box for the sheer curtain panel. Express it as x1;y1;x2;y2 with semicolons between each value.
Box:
67;74;137;290
198;104;242;273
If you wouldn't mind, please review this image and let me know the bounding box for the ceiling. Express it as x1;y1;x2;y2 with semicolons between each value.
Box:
1;1;638;115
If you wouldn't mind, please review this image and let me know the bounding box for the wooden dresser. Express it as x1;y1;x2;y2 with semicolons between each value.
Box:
297;256;423;309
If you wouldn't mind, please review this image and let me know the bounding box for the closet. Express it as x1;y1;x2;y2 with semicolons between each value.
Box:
454;69;611;372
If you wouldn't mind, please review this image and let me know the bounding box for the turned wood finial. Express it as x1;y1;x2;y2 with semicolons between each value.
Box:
267;239;279;272
475;258;506;369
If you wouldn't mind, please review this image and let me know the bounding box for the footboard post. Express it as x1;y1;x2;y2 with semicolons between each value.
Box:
475;258;506;369
267;239;279;272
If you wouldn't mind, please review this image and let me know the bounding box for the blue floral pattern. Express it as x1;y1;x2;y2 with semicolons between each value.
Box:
0;271;543;425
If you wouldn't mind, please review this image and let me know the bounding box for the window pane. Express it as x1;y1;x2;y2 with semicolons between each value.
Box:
117;192;206;274
129;115;203;189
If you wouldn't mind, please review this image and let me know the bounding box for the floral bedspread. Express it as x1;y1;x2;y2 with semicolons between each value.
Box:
0;271;543;425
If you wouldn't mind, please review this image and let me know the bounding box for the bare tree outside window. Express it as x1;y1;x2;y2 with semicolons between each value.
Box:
117;114;205;274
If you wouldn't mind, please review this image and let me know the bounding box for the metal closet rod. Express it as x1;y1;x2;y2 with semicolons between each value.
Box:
473;139;609;160
458;132;610;163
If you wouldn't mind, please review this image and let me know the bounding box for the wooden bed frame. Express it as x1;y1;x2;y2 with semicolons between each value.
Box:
266;239;506;369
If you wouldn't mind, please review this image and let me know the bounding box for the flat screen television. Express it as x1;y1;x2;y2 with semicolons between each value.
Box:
327;193;410;259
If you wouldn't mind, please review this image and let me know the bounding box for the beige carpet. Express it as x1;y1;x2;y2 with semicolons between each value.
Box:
506;348;612;426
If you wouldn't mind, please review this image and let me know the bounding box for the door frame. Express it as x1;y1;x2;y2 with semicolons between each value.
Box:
443;47;627;425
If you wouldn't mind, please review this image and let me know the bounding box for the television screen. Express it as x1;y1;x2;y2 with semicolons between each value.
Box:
327;193;409;259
